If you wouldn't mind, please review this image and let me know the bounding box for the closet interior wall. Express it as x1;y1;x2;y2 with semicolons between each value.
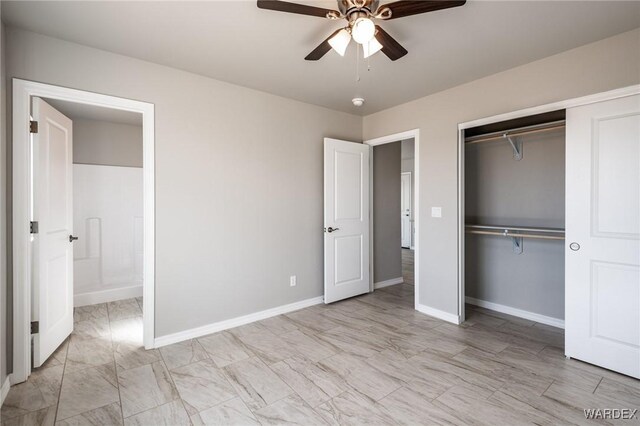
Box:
464;116;566;323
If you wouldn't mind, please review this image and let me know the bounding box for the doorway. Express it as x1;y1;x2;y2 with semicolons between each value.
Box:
365;129;419;308
12;79;155;383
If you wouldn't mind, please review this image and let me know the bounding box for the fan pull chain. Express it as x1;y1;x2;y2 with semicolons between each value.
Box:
356;44;361;82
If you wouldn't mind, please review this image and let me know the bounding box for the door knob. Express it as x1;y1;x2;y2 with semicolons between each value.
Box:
69;235;79;242
569;242;580;251
327;227;340;233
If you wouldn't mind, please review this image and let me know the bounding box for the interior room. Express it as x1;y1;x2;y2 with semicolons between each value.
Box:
0;1;638;425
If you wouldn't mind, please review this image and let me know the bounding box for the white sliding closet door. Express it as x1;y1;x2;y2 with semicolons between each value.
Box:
565;94;640;378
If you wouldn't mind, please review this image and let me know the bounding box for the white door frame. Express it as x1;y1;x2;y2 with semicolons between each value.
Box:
456;84;640;325
12;79;156;384
364;129;419;309
400;171;412;248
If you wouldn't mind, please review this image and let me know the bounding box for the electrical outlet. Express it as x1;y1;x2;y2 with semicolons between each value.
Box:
431;207;442;218
290;275;297;287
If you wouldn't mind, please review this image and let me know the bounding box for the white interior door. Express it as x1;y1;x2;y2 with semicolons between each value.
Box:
32;97;74;368
324;138;370;303
565;94;640;378
401;172;412;248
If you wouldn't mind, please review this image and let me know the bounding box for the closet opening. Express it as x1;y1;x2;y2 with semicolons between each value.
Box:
462;109;567;331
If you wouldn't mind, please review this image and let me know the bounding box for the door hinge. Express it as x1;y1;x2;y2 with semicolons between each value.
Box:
31;321;39;334
29;120;38;134
30;221;39;234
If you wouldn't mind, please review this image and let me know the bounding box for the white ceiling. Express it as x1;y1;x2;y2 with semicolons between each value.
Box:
4;1;640;115
45;98;143;126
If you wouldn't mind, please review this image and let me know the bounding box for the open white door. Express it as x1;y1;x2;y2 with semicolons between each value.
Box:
324;138;370;303
565;94;640;378
401;172;412;248
32;97;74;368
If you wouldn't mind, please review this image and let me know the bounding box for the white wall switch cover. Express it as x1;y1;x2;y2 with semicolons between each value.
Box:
431;207;442;218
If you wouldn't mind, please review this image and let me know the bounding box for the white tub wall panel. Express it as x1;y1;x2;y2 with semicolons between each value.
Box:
73;163;143;300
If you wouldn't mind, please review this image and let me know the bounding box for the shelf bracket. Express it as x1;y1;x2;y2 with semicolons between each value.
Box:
512;236;523;254
503;229;524;254
504;134;523;160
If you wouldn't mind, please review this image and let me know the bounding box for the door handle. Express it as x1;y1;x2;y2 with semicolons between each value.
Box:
69;235;79;242
569;242;580;251
326;227;340;233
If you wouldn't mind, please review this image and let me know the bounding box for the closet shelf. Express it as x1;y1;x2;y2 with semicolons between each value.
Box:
464;120;566;145
465;224;565;241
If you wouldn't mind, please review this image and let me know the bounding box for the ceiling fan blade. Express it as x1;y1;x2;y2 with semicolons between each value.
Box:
305;29;342;61
257;0;339;18
375;26;408;61
381;0;466;19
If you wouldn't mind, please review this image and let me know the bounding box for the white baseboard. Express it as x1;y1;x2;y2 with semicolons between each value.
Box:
416;303;461;325
154;296;324;348
465;296;564;329
374;277;403;289
74;285;143;307
1;376;11;406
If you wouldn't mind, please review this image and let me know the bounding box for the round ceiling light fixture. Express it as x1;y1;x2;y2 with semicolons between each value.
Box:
351;17;375;44
352;97;365;107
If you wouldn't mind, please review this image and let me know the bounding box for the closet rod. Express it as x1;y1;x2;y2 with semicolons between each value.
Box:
466;230;565;241
466;224;565;234
465;120;566;145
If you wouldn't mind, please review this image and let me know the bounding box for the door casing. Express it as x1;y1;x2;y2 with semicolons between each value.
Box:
11;79;156;384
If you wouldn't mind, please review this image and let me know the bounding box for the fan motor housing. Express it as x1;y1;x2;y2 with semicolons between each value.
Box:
338;0;379;18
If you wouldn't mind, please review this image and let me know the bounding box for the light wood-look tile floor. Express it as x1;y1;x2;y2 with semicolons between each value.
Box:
3;285;639;425
402;249;414;286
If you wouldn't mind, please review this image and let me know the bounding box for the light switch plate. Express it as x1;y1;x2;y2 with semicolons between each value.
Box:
431;207;442;218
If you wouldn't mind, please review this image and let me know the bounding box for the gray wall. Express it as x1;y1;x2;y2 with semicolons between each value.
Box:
373;142;401;283
465;130;565;319
363;28;640;316
73;118;143;167
5;27;362;339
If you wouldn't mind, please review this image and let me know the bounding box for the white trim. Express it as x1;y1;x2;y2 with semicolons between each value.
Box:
1;376;11;406
364;129;420;311
74;285;143;307
154;296;324;348
374;277;403;289
456;85;640;324
366;130;418;146
458;85;640;130
466;297;564;329
12;79;156;384
416;303;461;325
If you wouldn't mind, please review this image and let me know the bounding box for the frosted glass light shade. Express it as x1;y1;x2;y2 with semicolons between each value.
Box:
363;38;383;58
351;18;375;44
328;29;351;56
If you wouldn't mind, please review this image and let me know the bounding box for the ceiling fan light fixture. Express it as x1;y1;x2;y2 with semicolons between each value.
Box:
328;28;351;56
351;17;375;44
363;38;383;58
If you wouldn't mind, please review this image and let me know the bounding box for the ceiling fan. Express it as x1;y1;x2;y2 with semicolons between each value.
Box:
257;0;466;61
